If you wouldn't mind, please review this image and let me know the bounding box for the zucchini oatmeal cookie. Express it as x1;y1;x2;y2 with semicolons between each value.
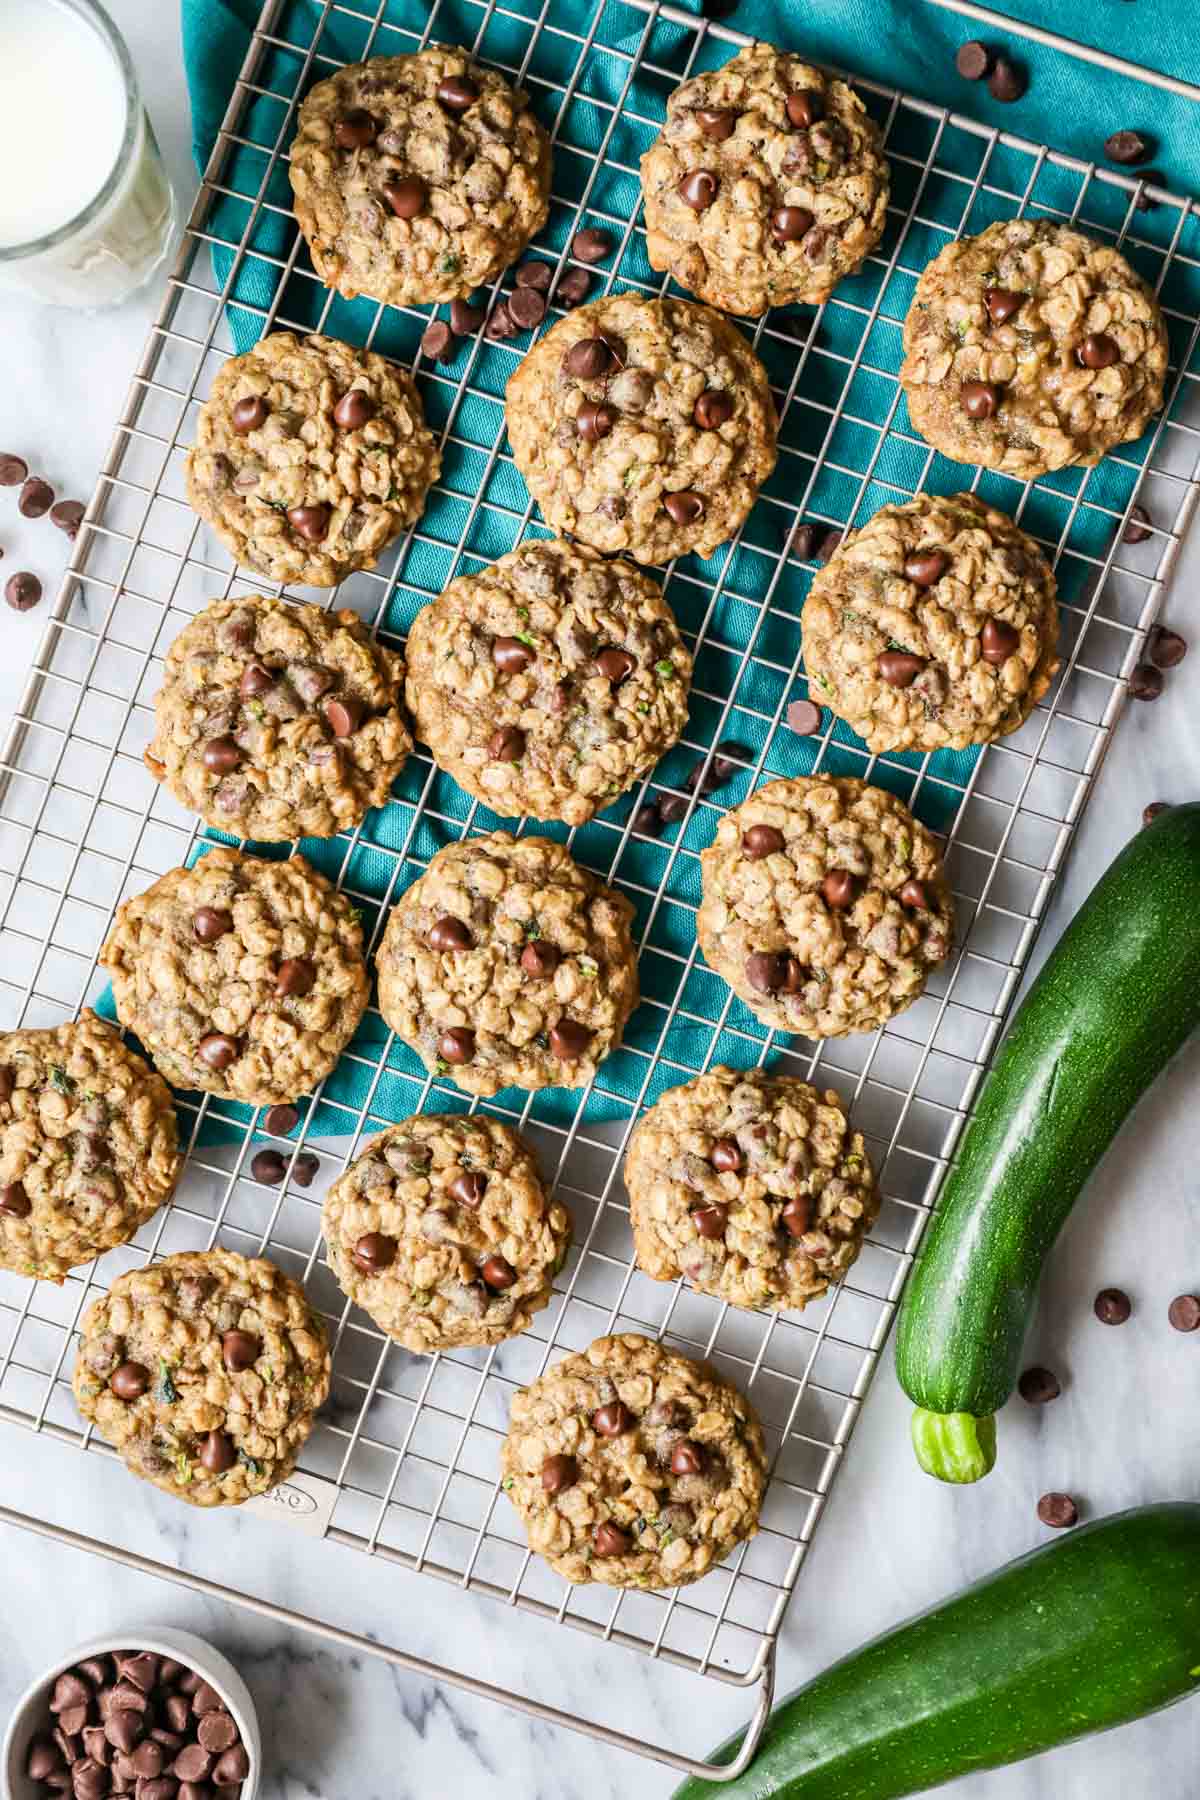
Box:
322;1113;570;1352
185;331;440;588
505;292;778;565
72;1248;330;1507
376;830;639;1097
100;846;368;1107
501;1332;767;1589
800;491;1060;753
289;45;551;309
145;593;411;841
0;1012;180;1284
640;42;889;316
625;1065;879;1312
698;776;953;1038
900;217;1169;478
405;536;693;826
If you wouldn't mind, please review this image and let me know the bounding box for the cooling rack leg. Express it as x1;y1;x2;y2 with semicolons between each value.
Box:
0;1501;776;1782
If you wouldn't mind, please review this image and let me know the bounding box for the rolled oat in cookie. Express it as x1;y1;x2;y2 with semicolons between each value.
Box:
0;1012;180;1284
698;775;954;1038
901;217;1169;477
100;846;368;1107
72;1248;330;1507
640;42;889;316
405;536;693;825
505;291;778;565
144;593;411;841
625;1065;878;1312
501;1332;767;1588
288;46;551;308
800;491;1060;753
376;830;639;1097
322;1113;570;1352
184;331;440;587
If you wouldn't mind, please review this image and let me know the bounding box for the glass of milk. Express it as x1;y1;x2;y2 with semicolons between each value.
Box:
0;0;176;308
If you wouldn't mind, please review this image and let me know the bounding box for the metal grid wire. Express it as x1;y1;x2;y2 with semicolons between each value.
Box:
2;0;1200;1728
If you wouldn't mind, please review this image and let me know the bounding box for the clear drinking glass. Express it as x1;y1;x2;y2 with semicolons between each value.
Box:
0;0;176;308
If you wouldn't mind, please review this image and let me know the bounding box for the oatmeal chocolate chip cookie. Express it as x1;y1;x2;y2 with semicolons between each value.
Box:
501;1332;767;1588
322;1113;569;1352
505;292;778;565
376;830;639;1097
184;331;440;588
901;217;1169;478
72;1248;330;1507
289;46;551;309
626;1065;878;1312
698;775;953;1038
100;846;369;1107
640;43;889;317
144;593;411;841
0;1012;180;1284
405;537;693;826
800;491;1060;753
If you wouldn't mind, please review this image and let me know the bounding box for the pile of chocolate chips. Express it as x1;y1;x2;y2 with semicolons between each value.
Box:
25;1646;251;1798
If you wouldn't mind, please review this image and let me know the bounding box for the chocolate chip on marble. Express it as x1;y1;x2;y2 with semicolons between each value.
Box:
1037;1491;1078;1528
1094;1286;1132;1324
955;40;991;79
1129;662;1164;701
1017;1365;1061;1404
1149;626;1187;669
1121;504;1153;544
987;55;1027;102
420;320;455;363
19;475;54;517
5;570;42;611
51;499;86;539
0;453;28;486
438;1027;476;1065
250;1149;286;1185
1105;129;1154;165
1168;1294;1200;1331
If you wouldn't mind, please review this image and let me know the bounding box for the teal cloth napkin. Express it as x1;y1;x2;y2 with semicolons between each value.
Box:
167;0;1200;1150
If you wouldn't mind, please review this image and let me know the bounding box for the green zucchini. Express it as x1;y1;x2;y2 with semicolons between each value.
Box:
895;802;1200;1478
673;1505;1200;1800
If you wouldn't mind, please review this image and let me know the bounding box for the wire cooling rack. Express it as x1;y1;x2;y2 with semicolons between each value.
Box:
1;0;1199;1779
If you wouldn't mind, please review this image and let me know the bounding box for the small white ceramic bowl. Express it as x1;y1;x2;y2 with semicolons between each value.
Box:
2;1625;261;1800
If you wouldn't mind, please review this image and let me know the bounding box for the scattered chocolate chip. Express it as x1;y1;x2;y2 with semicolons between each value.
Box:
981;617;1020;664
449;1170;488;1207
786;88;824;128
694;389;733;430
663;489;704;526
438;1027;475;1065
899;879;929;910
50;499;86;539
955;40;991;80
692;1201;728;1239
421;320;455;362
821;869;858;908
1105;129;1154;165
1121;504;1153;544
786;697;822;736
231;395;268;434
428;915;473;952
549;1018;593;1060
595;646;636;684
1018;1365;1061;1404
815;527;843;563
110;1361;150;1400
1037;1491;1078;1528
988;55;1027;102
450;297;484;334
488;724;525;762
710;1137;743;1173
1149;626;1187;669
678;169;719;210
961;379;1000;420
324;695;365;737
593;1521;633;1556
292;1151;319;1186
877;650;926;688
508;285;547;330
780;1194;812;1237
789;520;819;559
0;1180;30;1218
1129;662;1164;701
198;1430;236;1474
541;1453;578;1494
197;1032;240;1072
563;337;613;379
577;399;616;442
904;550;948;587
514;261;552;294
659;793;688;826
520;939;560;978
592;1400;633;1436
250;1148;286;1185
771;204;815;242
480;1254;516;1290
287;503;330;541
221;1330;261;1372
572;227;612;263
437;75;479;112
19;475;54;517
742;823;784;860
633;799;662;837
353;1231;397;1273
1168;1294;1200;1331
1095;1286;1132;1324
5;570;41;611
486;300;516;340
1078;331;1119;370
0;453;28;486
556;267;592;308
264;1103;300;1136
335;108;377;148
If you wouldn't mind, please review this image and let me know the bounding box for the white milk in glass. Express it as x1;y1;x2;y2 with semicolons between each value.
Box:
0;0;175;306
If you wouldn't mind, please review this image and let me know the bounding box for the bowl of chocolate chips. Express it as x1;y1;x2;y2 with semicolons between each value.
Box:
3;1626;260;1800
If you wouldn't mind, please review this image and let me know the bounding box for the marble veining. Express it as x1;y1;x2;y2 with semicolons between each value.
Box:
2;4;1200;1795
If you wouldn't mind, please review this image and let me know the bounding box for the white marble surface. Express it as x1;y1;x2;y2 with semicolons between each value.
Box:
2;6;1200;1796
